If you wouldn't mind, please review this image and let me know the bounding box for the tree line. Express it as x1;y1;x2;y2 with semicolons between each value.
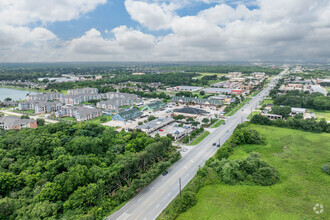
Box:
273;90;330;110
250;114;329;133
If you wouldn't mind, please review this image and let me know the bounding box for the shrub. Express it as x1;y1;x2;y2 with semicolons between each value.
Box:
252;167;280;186
321;164;330;175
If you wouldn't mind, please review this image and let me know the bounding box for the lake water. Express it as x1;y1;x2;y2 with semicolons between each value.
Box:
0;87;40;101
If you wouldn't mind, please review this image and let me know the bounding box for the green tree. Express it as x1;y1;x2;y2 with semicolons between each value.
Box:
21;115;30;119
37;118;45;126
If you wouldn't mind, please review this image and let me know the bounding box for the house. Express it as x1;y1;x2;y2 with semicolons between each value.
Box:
34;101;62;114
260;113;282;120
141;101;166;112
56;106;102;121
112;108;142;121
18;101;62;114
171;96;223;106
67;87;98;96
0;101;18;107
0;116;37;130
27;92;63;101
167;86;203;92
136;117;174;134
104;92;139;101
97;98;134;110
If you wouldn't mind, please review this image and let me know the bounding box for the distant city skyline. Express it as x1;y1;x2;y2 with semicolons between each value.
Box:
0;0;329;62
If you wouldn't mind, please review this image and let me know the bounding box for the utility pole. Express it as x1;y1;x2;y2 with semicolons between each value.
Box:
179;178;182;197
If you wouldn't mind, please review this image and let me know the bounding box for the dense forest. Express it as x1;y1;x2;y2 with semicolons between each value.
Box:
0;123;180;219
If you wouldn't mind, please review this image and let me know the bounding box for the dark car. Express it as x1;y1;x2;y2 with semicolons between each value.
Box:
223;122;226;125
162;171;168;176
217;144;220;148
212;143;216;146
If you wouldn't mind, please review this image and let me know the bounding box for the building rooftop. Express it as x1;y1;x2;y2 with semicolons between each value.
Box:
174;107;210;115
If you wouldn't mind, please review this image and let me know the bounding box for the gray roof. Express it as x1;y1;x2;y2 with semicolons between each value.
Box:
174;107;210;115
137;117;174;130
0;116;35;128
171;96;223;105
117;108;142;120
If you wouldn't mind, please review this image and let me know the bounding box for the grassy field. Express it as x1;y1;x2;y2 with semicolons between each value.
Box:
61;117;76;121
89;115;112;124
311;109;330;121
260;99;274;106
211;119;225;128
189;131;210;145
177;125;330;220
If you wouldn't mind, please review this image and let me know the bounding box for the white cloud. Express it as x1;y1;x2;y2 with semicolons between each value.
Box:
112;26;156;49
0;0;330;62
0;0;107;26
125;0;177;30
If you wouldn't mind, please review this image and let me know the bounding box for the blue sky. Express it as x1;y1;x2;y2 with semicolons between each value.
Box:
0;0;329;62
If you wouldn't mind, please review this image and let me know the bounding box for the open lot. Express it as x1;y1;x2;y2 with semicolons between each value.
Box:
176;125;330;220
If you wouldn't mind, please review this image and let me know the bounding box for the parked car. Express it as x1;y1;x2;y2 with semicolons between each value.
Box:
217;144;220;147
212;143;216;146
159;129;164;132
162;171;168;176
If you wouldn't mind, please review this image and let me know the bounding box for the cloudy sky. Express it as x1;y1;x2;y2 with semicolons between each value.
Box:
0;0;329;62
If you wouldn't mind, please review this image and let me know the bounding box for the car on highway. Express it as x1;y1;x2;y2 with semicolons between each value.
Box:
162;170;168;176
212;143;216;146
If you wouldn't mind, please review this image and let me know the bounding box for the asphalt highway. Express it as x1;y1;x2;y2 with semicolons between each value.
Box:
106;68;288;220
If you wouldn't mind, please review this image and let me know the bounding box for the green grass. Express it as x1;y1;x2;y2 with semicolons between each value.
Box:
88;115;112;124
325;87;330;93
189;131;210;145
120;105;130;109
211;119;225;128
225;98;252;116
260;99;274;106
247;111;259;119
310;109;330;121
177;125;330;220
61;117;76;121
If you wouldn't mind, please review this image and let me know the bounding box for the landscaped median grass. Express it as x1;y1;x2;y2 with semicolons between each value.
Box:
225;98;252;117
188;131;210;145
159;125;330;220
211;119;225;128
